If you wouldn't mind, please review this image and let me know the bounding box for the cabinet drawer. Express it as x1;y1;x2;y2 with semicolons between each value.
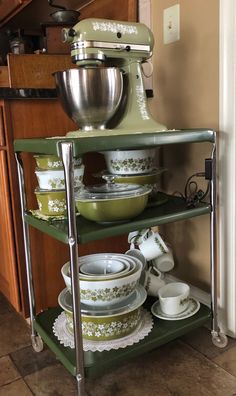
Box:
0;67;9;88
0;106;5;146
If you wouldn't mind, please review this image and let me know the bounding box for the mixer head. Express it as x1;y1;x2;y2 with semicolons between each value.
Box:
62;18;154;66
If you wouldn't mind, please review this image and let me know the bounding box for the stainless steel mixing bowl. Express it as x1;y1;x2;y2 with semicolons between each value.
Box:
53;68;123;131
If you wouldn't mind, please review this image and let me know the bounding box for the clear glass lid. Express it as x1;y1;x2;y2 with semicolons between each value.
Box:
75;183;151;200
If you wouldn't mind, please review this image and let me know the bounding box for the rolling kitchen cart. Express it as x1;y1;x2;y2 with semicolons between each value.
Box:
14;128;227;396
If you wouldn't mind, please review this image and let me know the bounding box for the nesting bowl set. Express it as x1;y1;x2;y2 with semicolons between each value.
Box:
33;154;84;216
59;253;147;341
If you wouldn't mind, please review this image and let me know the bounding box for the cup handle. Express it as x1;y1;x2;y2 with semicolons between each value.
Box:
151;266;164;279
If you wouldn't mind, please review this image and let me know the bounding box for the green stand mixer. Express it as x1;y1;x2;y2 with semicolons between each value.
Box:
54;18;167;136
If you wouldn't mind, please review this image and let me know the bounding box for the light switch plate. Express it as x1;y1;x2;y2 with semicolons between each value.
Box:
163;4;180;44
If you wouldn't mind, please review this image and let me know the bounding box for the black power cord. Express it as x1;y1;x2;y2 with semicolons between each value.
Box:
174;171;210;208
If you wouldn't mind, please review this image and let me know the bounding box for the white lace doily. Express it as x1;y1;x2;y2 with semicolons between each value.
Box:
53;309;153;352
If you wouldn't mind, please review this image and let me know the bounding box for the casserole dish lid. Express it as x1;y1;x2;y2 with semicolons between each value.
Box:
75;183;151;200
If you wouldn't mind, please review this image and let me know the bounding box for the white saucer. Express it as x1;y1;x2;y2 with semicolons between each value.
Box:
151;297;200;321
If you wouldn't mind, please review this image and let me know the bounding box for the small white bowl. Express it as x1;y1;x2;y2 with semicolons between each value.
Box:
101;148;157;175
35;165;84;190
61;256;142;307
80;259;126;276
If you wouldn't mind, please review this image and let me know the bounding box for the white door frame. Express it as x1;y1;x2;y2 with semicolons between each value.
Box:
219;0;236;337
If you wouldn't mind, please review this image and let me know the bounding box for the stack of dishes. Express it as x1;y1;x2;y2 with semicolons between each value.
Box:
99;148;166;201
59;253;147;341
33;154;84;216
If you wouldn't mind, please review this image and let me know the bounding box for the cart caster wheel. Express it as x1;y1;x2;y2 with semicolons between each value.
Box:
212;332;228;348
31;335;44;352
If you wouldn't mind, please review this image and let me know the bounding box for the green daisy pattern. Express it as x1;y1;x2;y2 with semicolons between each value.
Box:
48;175;83;189
81;281;137;302
82;310;141;339
48;199;67;213
110;157;154;173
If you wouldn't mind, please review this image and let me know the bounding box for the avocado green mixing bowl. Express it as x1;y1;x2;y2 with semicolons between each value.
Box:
75;183;151;223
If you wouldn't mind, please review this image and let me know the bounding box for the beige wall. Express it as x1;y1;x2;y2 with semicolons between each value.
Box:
149;0;219;290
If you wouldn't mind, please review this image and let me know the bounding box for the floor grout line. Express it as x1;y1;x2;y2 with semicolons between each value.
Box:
179;338;236;380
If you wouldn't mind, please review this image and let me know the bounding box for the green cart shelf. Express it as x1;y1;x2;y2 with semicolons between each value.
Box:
24;193;211;244
34;302;211;379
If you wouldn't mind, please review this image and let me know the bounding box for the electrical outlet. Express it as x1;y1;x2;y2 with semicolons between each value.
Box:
163;4;180;44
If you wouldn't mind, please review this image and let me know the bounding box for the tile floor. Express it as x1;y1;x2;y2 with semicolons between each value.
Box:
1;292;236;396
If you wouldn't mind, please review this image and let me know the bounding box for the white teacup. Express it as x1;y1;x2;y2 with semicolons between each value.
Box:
128;228;150;248
143;267;166;297
139;231;169;261
158;282;190;316
125;248;147;271
152;250;175;273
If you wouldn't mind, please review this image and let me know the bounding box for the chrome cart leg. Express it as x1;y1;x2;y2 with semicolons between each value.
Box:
210;139;228;348
60;142;85;396
15;153;43;352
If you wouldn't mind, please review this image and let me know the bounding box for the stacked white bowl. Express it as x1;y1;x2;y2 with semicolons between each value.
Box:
33;154;84;216
59;253;147;341
101;148;157;176
100;148;165;203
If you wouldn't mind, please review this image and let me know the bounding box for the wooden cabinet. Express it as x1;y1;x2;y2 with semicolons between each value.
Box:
0;0;32;27
0;105;5;145
80;0;137;21
0;104;20;311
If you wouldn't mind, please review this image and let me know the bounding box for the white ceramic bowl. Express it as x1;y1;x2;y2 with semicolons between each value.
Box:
61;254;136;284
61;255;142;306
80;259;127;276
80;255;137;281
101;148;157;175
35;165;84;190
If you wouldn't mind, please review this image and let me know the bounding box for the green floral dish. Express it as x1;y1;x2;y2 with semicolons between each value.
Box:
96;168;166;185
58;285;147;341
35;189;67;216
34;154;82;170
35;165;84;190
101;148;157;175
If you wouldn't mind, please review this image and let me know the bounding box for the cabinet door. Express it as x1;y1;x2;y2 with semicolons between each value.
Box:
0;105;5;146
81;0;137;21
0;150;20;310
0;0;31;25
